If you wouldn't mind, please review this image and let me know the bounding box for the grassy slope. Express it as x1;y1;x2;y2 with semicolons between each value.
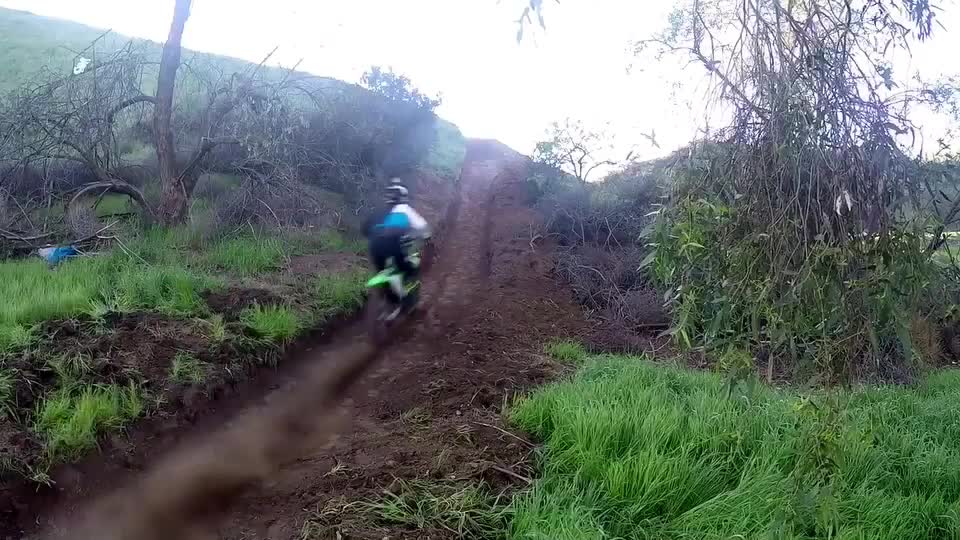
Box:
0;7;331;93
0;227;370;475
509;348;960;539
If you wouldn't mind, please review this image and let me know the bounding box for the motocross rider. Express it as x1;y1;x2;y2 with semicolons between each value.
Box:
363;178;432;316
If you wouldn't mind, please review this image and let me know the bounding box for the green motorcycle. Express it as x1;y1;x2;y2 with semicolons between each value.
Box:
364;249;422;343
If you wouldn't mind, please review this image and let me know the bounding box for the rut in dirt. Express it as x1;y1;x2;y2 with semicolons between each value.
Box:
17;139;591;540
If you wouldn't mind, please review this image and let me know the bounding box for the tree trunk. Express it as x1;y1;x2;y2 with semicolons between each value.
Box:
155;0;192;226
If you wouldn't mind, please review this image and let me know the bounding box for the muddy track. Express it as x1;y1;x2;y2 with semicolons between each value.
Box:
14;140;591;539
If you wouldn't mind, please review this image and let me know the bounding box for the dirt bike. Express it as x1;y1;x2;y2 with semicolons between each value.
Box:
364;247;424;344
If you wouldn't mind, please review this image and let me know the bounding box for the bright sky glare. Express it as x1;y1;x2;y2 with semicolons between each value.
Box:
2;0;959;161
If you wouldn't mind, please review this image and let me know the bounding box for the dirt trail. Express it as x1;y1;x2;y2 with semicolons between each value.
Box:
15;140;590;539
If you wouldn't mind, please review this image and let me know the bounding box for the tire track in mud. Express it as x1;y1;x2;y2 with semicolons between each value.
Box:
25;140;543;540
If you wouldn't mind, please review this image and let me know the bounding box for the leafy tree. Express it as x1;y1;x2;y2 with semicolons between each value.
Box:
643;0;959;377
360;67;440;113
533;119;617;183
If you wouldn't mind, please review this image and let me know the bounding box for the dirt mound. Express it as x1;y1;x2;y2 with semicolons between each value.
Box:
12;140;591;539
204;288;283;318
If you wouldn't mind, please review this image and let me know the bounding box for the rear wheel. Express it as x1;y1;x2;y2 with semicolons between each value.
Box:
364;287;393;345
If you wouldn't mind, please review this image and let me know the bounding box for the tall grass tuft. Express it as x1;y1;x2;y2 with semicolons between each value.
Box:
240;303;302;343
33;382;143;462
312;271;367;322
364;479;510;538
169;352;209;384
114;264;215;315
508;355;960;539
544;339;588;363
0;257;111;329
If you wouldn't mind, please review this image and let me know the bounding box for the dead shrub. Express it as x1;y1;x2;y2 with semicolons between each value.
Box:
555;246;667;346
211;178;344;233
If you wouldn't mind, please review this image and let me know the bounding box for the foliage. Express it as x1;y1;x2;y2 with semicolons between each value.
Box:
426;120;467;181
636;0;960;377
509;354;960;539
361;67;441;113
652;197;955;378
34;382;143;462
240;303;302;343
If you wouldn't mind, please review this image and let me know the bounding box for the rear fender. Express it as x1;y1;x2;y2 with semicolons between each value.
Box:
366;271;394;288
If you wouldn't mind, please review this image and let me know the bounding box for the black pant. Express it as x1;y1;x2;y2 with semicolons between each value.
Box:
369;232;418;281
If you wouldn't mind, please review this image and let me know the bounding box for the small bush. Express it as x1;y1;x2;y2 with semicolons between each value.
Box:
312;271;367;322
240;303;302;343
169;352;209;384
545;340;588;363
34;382;143;462
652;198;957;379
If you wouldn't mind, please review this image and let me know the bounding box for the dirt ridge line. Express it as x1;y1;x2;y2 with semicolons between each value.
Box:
42;157;475;540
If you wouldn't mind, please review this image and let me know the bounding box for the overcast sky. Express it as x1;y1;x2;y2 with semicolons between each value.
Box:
2;0;959;161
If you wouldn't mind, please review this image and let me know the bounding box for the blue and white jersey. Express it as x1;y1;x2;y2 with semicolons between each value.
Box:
378;204;431;239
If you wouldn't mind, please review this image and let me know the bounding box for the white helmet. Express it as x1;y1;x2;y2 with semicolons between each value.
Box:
385;178;409;204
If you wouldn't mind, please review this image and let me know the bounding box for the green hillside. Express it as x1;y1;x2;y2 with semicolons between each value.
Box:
0;7;465;181
0;7;331;92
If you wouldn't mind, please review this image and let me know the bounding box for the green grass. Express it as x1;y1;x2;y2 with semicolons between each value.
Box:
93;194;134;217
316;229;366;254
427;119;467;181
0;257;114;332
47;353;94;389
508;355;960;539
0;323;37;353
286;228;366;256
201;314;229;343
364;479;510;538
33;382;143;462
202;236;284;276
113;264;216;315
544;339;588;363
0;227;315;346
0;367;15;418
312;271;367;322
169;352;209;384
240;303;302;343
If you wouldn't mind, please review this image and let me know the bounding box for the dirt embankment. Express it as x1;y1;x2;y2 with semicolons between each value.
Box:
12;139;591;539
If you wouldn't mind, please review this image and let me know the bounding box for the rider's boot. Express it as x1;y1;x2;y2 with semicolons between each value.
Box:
384;305;402;321
401;281;421;314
